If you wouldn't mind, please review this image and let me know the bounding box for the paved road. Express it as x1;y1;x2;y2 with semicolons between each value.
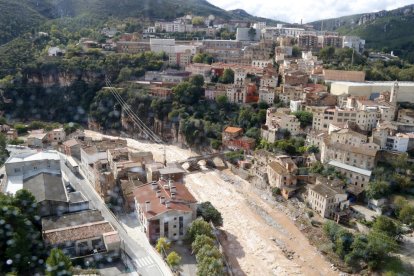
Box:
59;156;172;276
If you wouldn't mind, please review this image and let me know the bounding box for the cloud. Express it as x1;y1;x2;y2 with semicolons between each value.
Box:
208;0;414;22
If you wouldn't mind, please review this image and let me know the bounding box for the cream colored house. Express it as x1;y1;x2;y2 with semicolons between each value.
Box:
267;156;298;199
308;181;349;219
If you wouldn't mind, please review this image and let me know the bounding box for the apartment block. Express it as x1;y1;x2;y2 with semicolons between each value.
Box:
134;180;197;244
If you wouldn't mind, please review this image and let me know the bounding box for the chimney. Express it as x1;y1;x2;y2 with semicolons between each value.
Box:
165;201;171;209
171;192;176;199
145;201;151;212
168;179;174;189
160;196;165;204
151;181;158;190
156;190;161;198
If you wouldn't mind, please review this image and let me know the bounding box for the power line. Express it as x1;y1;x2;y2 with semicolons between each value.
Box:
105;77;163;144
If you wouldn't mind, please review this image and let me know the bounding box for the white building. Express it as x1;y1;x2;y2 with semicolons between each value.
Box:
342;36;365;53
4;150;61;194
48;47;64;57
290;101;303;112
331;81;414;104
252;59;273;69
3;150;89;216
259;89;275;105
385;133;409;152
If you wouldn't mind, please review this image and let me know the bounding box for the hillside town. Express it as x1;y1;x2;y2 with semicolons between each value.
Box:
1;5;414;276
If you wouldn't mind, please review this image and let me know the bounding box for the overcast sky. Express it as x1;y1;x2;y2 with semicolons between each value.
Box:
208;0;414;23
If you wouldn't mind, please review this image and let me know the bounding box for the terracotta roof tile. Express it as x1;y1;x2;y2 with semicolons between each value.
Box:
133;180;197;220
43;221;115;245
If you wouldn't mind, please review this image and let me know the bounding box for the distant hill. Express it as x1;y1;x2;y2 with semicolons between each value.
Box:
0;0;280;46
0;0;55;45
310;4;414;61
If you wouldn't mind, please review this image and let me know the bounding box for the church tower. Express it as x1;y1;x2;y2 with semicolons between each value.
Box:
390;81;399;105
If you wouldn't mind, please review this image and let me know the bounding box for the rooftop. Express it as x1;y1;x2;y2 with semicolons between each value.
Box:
224;126;243;134
6;150;60;164
23;173;68;203
134;180;197;220
328;160;372;177
62;139;79;147
310;183;342;198
43;221;115;245
42;210;104;231
327;142;378;157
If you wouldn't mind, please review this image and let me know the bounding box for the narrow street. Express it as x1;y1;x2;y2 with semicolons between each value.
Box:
60;156;172;276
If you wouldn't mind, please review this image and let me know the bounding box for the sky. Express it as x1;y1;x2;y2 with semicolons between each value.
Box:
208;0;414;23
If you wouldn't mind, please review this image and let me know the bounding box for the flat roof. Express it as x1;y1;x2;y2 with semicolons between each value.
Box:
6;150;60;164
328;160;372;177
42;210;104;231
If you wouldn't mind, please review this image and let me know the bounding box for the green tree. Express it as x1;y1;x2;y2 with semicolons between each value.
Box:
292;46;302;58
292;111;313;128
117;67;132;82
394;174;413;191
398;205;414;226
196;244;222;263
307;145;319;154
166;251;181;268
248;27;257;41
45;248;72;276
192;234;215;254
186;218;214;243
323;220;341;242
219;69;234;84
156;237;171;254
366;230;398;269
344;234;369;268
334;229;354;259
0;133;9;165
190;75;205;87
372;216;401;239
366;180;390;200
197;256;225;276
197;202;223;226
192;17;205;26
216;95;228;107
14;123;28;134
0;192;45;274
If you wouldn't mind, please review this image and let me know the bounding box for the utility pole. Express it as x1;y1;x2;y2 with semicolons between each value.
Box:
163;145;167;166
351;48;355;67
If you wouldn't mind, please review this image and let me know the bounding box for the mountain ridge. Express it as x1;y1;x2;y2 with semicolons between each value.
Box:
309;4;414;61
0;0;280;46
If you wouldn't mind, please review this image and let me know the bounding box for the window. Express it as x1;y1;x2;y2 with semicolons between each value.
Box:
179;217;184;235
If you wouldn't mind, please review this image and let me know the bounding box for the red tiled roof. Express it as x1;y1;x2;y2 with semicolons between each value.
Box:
43;221;115;245
133;180;197;220
224;126;243;134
